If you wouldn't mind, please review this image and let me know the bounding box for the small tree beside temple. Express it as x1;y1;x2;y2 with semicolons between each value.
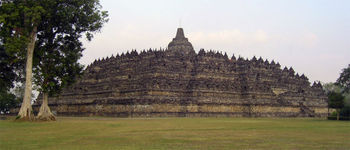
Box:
33;0;108;121
328;91;344;120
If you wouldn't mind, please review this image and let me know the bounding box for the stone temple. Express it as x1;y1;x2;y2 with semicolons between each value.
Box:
34;28;328;117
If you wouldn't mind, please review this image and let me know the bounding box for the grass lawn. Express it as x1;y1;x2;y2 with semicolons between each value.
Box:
0;117;349;150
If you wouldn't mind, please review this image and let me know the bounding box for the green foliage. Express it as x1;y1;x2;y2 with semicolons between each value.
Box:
1;0;108;97
0;38;23;111
340;105;350;120
0;0;44;99
324;83;350;120
0;45;16;90
31;0;108;96
33;36;85;96
344;92;350;106
337;64;350;93
323;82;343;94
0;90;20;113
328;91;345;109
0;0;45;57
330;111;337;116
0;14;22;114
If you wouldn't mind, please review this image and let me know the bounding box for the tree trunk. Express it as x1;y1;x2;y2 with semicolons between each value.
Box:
337;109;340;121
17;26;37;121
37;92;56;121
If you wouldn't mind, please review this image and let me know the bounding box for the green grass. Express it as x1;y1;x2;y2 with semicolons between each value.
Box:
0;117;349;150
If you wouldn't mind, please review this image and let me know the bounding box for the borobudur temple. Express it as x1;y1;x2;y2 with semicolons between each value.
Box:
33;28;328;117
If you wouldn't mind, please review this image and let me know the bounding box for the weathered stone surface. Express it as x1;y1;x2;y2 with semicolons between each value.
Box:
27;28;328;117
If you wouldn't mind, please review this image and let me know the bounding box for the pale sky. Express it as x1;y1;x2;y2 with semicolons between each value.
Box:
81;0;350;83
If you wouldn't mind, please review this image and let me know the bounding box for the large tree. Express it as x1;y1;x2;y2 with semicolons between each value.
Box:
337;64;350;93
1;0;45;120
0;0;108;120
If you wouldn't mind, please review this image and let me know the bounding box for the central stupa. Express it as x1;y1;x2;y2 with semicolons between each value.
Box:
168;28;193;49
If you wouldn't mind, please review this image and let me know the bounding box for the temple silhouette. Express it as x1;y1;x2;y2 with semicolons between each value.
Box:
33;28;328;117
